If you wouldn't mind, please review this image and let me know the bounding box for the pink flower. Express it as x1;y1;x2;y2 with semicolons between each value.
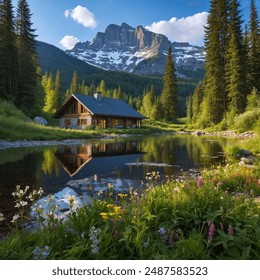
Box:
208;223;215;242
197;176;202;187
228;224;234;236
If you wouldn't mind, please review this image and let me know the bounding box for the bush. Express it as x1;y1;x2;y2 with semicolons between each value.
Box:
0;100;27;121
233;108;260;132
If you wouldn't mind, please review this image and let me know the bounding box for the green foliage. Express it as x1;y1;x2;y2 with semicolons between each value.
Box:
160;46;178;122
15;0;39;113
246;88;260;111
0;0;18;101
232;108;260;132
248;0;260;92
0;100;27;120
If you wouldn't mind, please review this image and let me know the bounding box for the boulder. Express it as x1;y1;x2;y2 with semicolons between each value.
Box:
240;157;254;164
239;149;252;157
33;116;48;126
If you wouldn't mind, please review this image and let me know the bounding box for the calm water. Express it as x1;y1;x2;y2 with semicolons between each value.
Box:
0;134;231;232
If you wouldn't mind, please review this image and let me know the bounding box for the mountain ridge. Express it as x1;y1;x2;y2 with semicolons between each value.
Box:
66;22;205;77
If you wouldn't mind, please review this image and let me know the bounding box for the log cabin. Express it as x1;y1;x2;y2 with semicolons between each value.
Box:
54;92;146;129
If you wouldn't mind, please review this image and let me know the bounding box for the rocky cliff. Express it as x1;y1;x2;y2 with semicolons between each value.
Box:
67;23;205;77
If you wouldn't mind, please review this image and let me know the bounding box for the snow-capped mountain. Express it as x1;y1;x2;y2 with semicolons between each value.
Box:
66;23;205;77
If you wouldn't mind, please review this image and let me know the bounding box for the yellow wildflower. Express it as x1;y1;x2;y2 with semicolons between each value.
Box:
100;212;108;219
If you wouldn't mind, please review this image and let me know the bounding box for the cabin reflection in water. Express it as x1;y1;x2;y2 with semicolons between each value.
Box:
54;141;142;177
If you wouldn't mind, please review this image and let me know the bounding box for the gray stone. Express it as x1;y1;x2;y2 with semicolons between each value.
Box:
240;157;254;164
33;116;48;126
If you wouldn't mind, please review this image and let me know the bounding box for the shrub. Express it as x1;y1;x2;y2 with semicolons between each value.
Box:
233;108;260;132
0;100;27;121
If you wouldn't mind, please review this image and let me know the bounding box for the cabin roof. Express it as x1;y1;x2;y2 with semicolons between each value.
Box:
55;93;146;119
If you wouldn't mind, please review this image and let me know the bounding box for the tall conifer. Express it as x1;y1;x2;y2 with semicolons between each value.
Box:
248;0;260;92
200;0;229;126
160;46;178;122
15;0;38;112
225;0;247;116
0;0;18;100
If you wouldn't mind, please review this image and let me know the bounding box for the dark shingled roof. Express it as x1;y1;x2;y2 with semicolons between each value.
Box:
68;93;146;119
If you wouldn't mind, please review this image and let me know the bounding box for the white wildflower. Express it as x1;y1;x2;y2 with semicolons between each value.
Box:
89;226;101;254
11;214;19;223
0;213;5;222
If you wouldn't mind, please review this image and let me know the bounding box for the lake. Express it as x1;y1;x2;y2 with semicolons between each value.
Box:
0;134;232;232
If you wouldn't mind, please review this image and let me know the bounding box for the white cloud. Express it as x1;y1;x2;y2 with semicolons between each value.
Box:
146;12;208;46
59;35;80;50
65;5;97;29
64;9;70;18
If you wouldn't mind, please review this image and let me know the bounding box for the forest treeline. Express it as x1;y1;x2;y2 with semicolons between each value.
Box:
187;0;260;129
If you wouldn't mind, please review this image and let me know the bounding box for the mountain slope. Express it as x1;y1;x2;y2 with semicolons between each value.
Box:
36;41;163;95
66;23;205;77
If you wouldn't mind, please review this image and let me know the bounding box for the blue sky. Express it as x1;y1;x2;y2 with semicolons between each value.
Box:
12;0;259;49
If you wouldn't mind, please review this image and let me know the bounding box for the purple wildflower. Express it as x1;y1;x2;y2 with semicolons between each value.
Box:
208;223;215;242
228;224;234;236
197;176;202;187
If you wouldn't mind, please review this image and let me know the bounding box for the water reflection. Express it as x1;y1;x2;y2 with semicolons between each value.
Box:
0;135;231;233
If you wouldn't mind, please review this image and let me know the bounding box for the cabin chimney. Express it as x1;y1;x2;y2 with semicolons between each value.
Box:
94;92;102;100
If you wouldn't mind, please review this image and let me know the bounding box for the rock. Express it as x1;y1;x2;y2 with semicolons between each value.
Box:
66;23;205;77
33;116;48;126
238;161;246;166
240;157;254;164
239;149;252;157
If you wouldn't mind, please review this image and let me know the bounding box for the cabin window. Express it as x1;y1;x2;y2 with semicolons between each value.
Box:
64;119;71;126
77;119;87;126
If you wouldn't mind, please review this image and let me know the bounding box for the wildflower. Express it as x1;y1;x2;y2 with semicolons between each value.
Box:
113;206;122;213
11;214;19;223
100;212;108;219
228;224;234;236
68;195;75;208
197;176;202;187
118;193;128;198
33;246;50;260
208;223;215;242
18;201;28;207
98;190;103;196
0;213;5;222
158;227;167;237
106;204;115;208
89;226;101;254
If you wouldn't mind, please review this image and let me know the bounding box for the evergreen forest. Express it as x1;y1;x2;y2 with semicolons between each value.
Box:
187;0;260;130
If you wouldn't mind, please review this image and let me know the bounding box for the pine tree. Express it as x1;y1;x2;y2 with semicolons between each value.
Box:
191;81;204;124
186;95;193;123
200;0;229;126
97;80;107;96
15;0;38;112
160;46;178;122
225;0;247;116
54;70;62;110
248;0;260;92
0;0;18;100
69;70;79;94
43;72;55;113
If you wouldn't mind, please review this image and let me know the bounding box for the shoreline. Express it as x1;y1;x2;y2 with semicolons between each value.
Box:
0;130;256;150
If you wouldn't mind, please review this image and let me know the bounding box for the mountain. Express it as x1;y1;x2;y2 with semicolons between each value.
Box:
66;23;205;78
36;41;163;95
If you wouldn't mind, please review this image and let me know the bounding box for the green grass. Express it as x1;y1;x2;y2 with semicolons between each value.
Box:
1;162;260;260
